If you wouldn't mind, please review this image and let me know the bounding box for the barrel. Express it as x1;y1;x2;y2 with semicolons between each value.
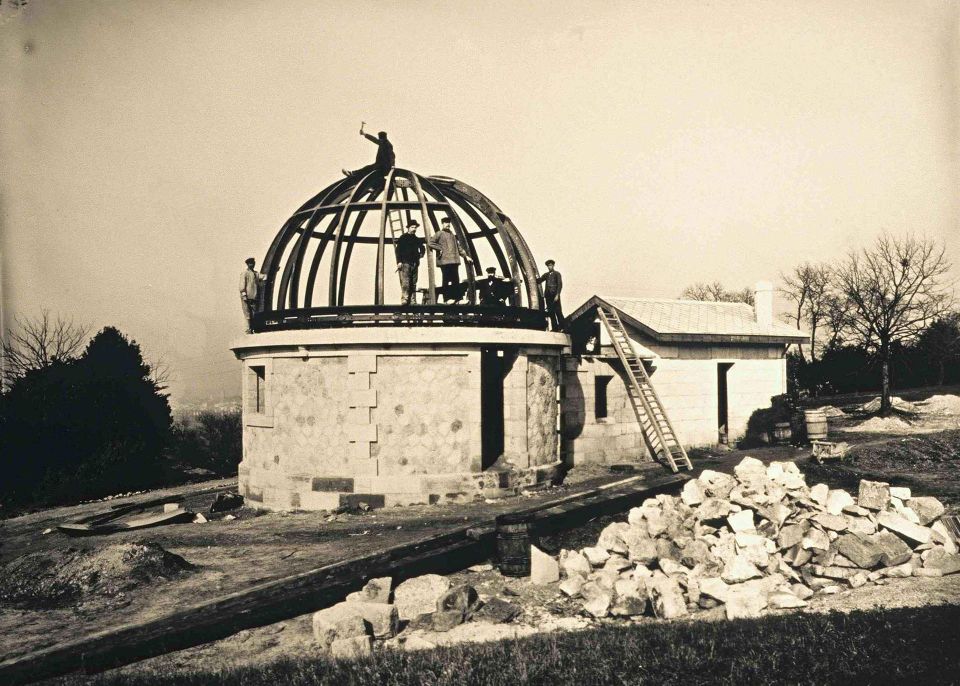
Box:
495;512;533;577
804;409;828;441
773;422;792;445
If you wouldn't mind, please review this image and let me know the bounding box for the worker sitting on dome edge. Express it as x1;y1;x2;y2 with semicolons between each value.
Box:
342;123;395;179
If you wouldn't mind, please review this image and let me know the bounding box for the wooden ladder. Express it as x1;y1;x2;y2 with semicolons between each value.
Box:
597;303;693;473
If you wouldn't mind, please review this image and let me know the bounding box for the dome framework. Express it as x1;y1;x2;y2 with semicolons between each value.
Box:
254;168;547;331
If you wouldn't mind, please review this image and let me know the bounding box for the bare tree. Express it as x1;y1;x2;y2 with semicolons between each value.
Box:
834;233;953;413
916;312;960;386
1;311;90;389
822;292;853;350
779;262;833;362
681;281;755;306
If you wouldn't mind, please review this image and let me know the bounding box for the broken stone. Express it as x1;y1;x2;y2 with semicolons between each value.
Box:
924;552;960;576
811;565;859;580
844;515;876;536
894;503;921;524
559;577;585;597
603;555;633;573
393;575;451;621
842;504;871;516
597;523;630;554
801;528;830;552
559;550;592;578
611;578;647;616
648;577;687;619
530;546;560;585
869;530;913;567
680;539;711;568
472;597;521;623
681;480;705;506
330;634;373;658
721;554;763;583
769;591;807;609
734;456;767;482
346;576;393;605
881;561;914;578
811;513;848;532
777;523;809;550
627;537;659;566
727;509;756;533
835;533;883;569
580;581;612;618
582;546;611;567
825;490;855;516
437;585;479;619
697;498;735;522
698;470;738;499
914;567;943;578
810;484;829;506
659;558;687;577
858;480;891;511
906;497;945;526
877;512;932;546
591;568;620;591
655;539;681;563
889;486;911;500
931;521;959;554
313;601;398;644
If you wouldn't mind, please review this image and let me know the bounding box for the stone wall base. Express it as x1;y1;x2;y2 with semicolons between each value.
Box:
238;459;563;511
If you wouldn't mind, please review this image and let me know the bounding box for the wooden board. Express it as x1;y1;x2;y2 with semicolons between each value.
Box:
0;471;687;685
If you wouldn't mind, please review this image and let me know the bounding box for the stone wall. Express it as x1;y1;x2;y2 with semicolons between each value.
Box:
526;355;560;467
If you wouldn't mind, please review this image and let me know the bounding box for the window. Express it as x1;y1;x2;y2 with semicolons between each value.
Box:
595;375;612;420
248;364;266;414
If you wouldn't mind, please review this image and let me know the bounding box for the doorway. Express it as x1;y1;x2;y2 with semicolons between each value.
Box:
717;363;733;444
480;347;506;469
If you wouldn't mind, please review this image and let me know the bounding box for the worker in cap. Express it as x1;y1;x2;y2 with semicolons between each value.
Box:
537;259;563;330
427;216;473;303
342;124;395;179
395;218;425;305
480;266;511;306
239;257;262;334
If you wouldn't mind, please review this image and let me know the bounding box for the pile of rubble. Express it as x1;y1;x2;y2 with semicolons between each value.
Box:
553;457;958;621
311;573;531;657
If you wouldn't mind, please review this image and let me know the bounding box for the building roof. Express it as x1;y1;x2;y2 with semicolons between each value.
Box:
568;295;808;344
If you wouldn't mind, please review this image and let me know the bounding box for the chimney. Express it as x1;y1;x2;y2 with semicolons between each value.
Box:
754;281;773;328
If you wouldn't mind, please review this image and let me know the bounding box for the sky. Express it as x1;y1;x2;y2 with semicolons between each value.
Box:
1;0;957;405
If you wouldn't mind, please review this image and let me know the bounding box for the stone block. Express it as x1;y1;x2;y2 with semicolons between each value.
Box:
346;424;378;443
825;489;854;516
835;533;883;569
877;511;931;545
559;549;592;578
727;509;756;533
889;486;911;500
394;575;451;621
346;577;393;605
313;601;398;642
530;546;560;585
906;497;945;526
869;530;913;567
580;581;612;618
722;554;763;583
347;355;377;373
648;576;687;619
299;491;342;510
858;480;890;511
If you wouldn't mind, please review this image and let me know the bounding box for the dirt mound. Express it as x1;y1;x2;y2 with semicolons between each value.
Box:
848;432;960;469
0;542;193;609
918;395;960;416
819;405;845;418
860;397;917;414
848;416;915;433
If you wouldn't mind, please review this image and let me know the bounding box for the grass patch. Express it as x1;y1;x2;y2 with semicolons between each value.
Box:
56;604;960;686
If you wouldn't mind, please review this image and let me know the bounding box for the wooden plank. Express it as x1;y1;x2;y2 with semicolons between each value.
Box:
0;471;686;685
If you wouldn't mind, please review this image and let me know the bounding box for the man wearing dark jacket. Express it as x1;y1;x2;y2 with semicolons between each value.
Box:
395;219;425;305
537;259;563;330
343;129;395;179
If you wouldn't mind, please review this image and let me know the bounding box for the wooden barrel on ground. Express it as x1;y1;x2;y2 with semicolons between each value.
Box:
804;409;828;441
773;422;792;445
495;512;533;577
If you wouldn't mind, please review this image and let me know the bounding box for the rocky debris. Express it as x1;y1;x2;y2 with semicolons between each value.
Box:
312;600;399;645
0;542;193;609
553;458;956;623
209;492;244;513
471;596;521;623
393;574;451;621
331;634;373;658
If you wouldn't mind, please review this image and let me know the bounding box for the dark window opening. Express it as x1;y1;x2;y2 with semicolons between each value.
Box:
250;365;266;414
717;363;733;443
595;375;612;420
480;348;505;469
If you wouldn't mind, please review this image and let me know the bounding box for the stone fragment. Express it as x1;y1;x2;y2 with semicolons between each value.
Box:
591;568;620;591
313;613;368;650
394;575;451;621
790;583;814;600
429;610;468;632
842;504;871;516
812;565;858;580
530;546;560;585
877;512;931;545
698;470;738;499
659;558;687;577
559;550;592;579
889;486;911;500
597;523;630;554
769;591;807;609
727;509;756;533
801;528;830;552
330;634;373;658
721;554;763;583
931;521;959;554
699;577;730;602
819;585;843;594
656;538;682;562
472;597;522;623
848;571;869;588
648;577;688;619
582;546;611;567
825;490;855;516
894;503;921;524
835;533;883;569
580;581;612;618
906;497;946;526
559;577;585;597
313;601;399;644
914;567;943;578
857;481;890;511
812;513;848;532
680;539;711;568
925;553;960;576
734;456;767;482
627;537;659;566
844;515;876;536
604;555;633;573
399;633;437;651
880;561;914;578
681;479;705;506
870;530;913;567
777;523;808;550
611;578;647;616
783;544;813;568
697;498;735;522
346;576;393;605
810;484;829;506
724;582;768;619
437;585;479;619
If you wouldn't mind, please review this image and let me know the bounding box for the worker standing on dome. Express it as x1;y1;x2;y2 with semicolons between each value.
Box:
239;257;262;334
395;219;425;305
537;259;563;330
342;125;395;179
427;217;473;303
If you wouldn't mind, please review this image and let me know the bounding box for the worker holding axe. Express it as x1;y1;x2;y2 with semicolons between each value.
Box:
343;121;395;179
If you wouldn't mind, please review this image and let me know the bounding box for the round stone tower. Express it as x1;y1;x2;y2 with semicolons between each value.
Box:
231;168;569;510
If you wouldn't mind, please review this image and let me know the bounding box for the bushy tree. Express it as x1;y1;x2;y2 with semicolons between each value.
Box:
680;282;755;306
915;313;960;386
0;326;172;508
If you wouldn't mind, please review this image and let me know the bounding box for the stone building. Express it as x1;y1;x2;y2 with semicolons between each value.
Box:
231;168;568;511
561;284;806;466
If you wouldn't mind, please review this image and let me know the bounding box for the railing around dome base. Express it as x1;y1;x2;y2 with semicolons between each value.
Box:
252;305;548;332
